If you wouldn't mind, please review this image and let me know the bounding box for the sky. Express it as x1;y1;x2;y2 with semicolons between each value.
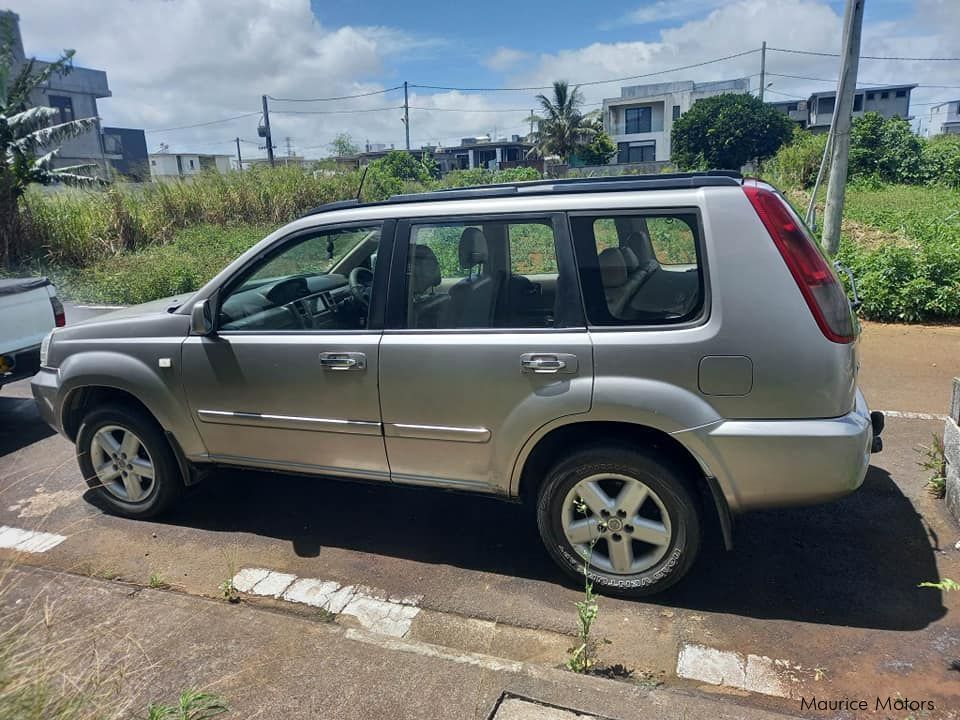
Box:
7;0;960;159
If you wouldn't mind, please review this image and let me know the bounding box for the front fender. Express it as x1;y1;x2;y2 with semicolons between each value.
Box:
57;350;205;458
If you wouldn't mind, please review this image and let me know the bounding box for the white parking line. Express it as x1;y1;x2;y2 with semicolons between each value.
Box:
71;304;127;310
233;568;421;638
676;643;802;698
0;525;66;553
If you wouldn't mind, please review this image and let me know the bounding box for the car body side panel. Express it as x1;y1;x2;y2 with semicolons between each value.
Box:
379;330;594;493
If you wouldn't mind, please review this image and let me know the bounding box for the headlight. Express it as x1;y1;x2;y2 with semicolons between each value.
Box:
40;331;53;367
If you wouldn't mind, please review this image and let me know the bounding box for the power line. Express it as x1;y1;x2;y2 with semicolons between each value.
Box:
266;86;403;102
769;46;960;61
410;48;760;92
145;112;260;134
271;106;403;115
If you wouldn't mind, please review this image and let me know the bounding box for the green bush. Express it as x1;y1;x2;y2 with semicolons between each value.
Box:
921;134;960;188
765;128;827;188
849;113;925;184
835;185;960;322
441;166;540;187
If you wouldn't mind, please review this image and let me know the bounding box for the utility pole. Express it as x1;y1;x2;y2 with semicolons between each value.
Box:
260;94;275;167
403;81;410;150
759;41;767;102
235;137;242;172
822;0;865;256
285;136;293;157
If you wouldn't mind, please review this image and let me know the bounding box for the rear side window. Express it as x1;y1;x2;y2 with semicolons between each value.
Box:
570;213;704;326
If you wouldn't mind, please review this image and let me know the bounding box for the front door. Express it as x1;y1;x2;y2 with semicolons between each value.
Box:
378;213;593;493
181;222;391;481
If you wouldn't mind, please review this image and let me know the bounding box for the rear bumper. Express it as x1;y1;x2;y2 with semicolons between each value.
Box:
679;389;876;512
0;345;40;386
30;367;62;434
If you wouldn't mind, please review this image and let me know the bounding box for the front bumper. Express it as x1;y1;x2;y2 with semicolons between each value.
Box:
680;389;877;512
30;367;62;434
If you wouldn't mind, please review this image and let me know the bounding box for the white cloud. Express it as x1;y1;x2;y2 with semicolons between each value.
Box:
7;0;960;156
484;47;530;72
608;0;728;28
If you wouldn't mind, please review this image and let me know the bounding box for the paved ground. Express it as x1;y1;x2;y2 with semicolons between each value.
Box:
1;309;959;718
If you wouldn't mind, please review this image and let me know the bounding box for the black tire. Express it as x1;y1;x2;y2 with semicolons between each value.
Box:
76;404;184;518
536;444;701;597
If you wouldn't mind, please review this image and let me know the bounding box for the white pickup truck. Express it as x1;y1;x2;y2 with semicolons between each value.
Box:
0;277;64;389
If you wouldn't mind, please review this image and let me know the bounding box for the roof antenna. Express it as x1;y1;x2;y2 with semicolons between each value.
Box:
356;165;369;202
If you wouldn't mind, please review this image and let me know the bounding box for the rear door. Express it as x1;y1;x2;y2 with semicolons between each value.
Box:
378;212;593;494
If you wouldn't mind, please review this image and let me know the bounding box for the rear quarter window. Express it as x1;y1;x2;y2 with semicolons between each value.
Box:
570;212;704;326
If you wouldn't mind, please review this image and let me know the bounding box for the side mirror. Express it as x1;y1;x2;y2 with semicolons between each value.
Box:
191;299;214;336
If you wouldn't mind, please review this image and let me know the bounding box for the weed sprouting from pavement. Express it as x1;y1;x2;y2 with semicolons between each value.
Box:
916;433;946;499
918;578;960;592
315;608;336;623
218;579;240;604
218;543;241;603
813;666;828;681
566;497;606;674
148;572;169;590
146;689;229;720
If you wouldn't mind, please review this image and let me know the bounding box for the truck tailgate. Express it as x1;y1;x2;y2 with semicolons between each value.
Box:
0;278;55;355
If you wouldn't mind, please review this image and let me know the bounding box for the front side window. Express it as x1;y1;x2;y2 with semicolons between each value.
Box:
219;224;381;332
405;218;565;329
570;213;703;326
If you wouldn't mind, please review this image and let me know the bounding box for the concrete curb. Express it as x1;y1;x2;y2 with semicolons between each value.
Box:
944;377;960;523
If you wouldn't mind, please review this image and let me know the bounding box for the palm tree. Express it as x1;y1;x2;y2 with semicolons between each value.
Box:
0;26;102;266
529;80;597;162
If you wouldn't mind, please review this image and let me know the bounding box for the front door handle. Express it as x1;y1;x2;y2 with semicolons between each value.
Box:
319;351;366;370
520;353;578;374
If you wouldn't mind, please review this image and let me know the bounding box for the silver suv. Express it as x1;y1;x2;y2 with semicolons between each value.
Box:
32;172;883;595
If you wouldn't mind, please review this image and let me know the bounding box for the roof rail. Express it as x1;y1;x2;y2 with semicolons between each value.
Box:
300;170;742;218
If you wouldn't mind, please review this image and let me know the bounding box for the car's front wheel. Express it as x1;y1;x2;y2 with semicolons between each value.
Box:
76;405;183;518
536;445;701;597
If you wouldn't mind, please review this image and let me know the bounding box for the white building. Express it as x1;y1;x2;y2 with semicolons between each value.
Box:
927;99;960;136
149;153;232;180
602;79;750;164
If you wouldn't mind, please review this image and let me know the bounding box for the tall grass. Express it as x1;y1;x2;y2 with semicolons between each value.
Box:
20;166;362;268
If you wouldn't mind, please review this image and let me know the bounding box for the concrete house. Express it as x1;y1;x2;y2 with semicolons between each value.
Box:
435;136;534;172
2;10;115;178
602;79;751;165
927;99;960;136
149;153;232;180
772;84;917;132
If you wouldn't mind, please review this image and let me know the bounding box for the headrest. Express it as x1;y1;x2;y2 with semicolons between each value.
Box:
621;246;640;272
623;231;654;265
411;244;441;295
599;247;627;288
459;227;488;268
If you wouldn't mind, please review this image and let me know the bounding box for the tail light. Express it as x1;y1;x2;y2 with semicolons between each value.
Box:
743;181;855;344
49;294;66;327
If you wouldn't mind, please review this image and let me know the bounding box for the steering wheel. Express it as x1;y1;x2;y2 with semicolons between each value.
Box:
349;266;374;311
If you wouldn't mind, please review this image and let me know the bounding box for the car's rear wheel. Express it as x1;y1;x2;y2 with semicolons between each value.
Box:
536;445;701;597
77;405;183;518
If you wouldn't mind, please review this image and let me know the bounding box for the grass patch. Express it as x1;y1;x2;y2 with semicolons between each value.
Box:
63;224;270;305
788;184;960;323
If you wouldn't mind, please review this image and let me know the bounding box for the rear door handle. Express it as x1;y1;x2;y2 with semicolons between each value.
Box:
520;353;578;374
319;352;366;370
